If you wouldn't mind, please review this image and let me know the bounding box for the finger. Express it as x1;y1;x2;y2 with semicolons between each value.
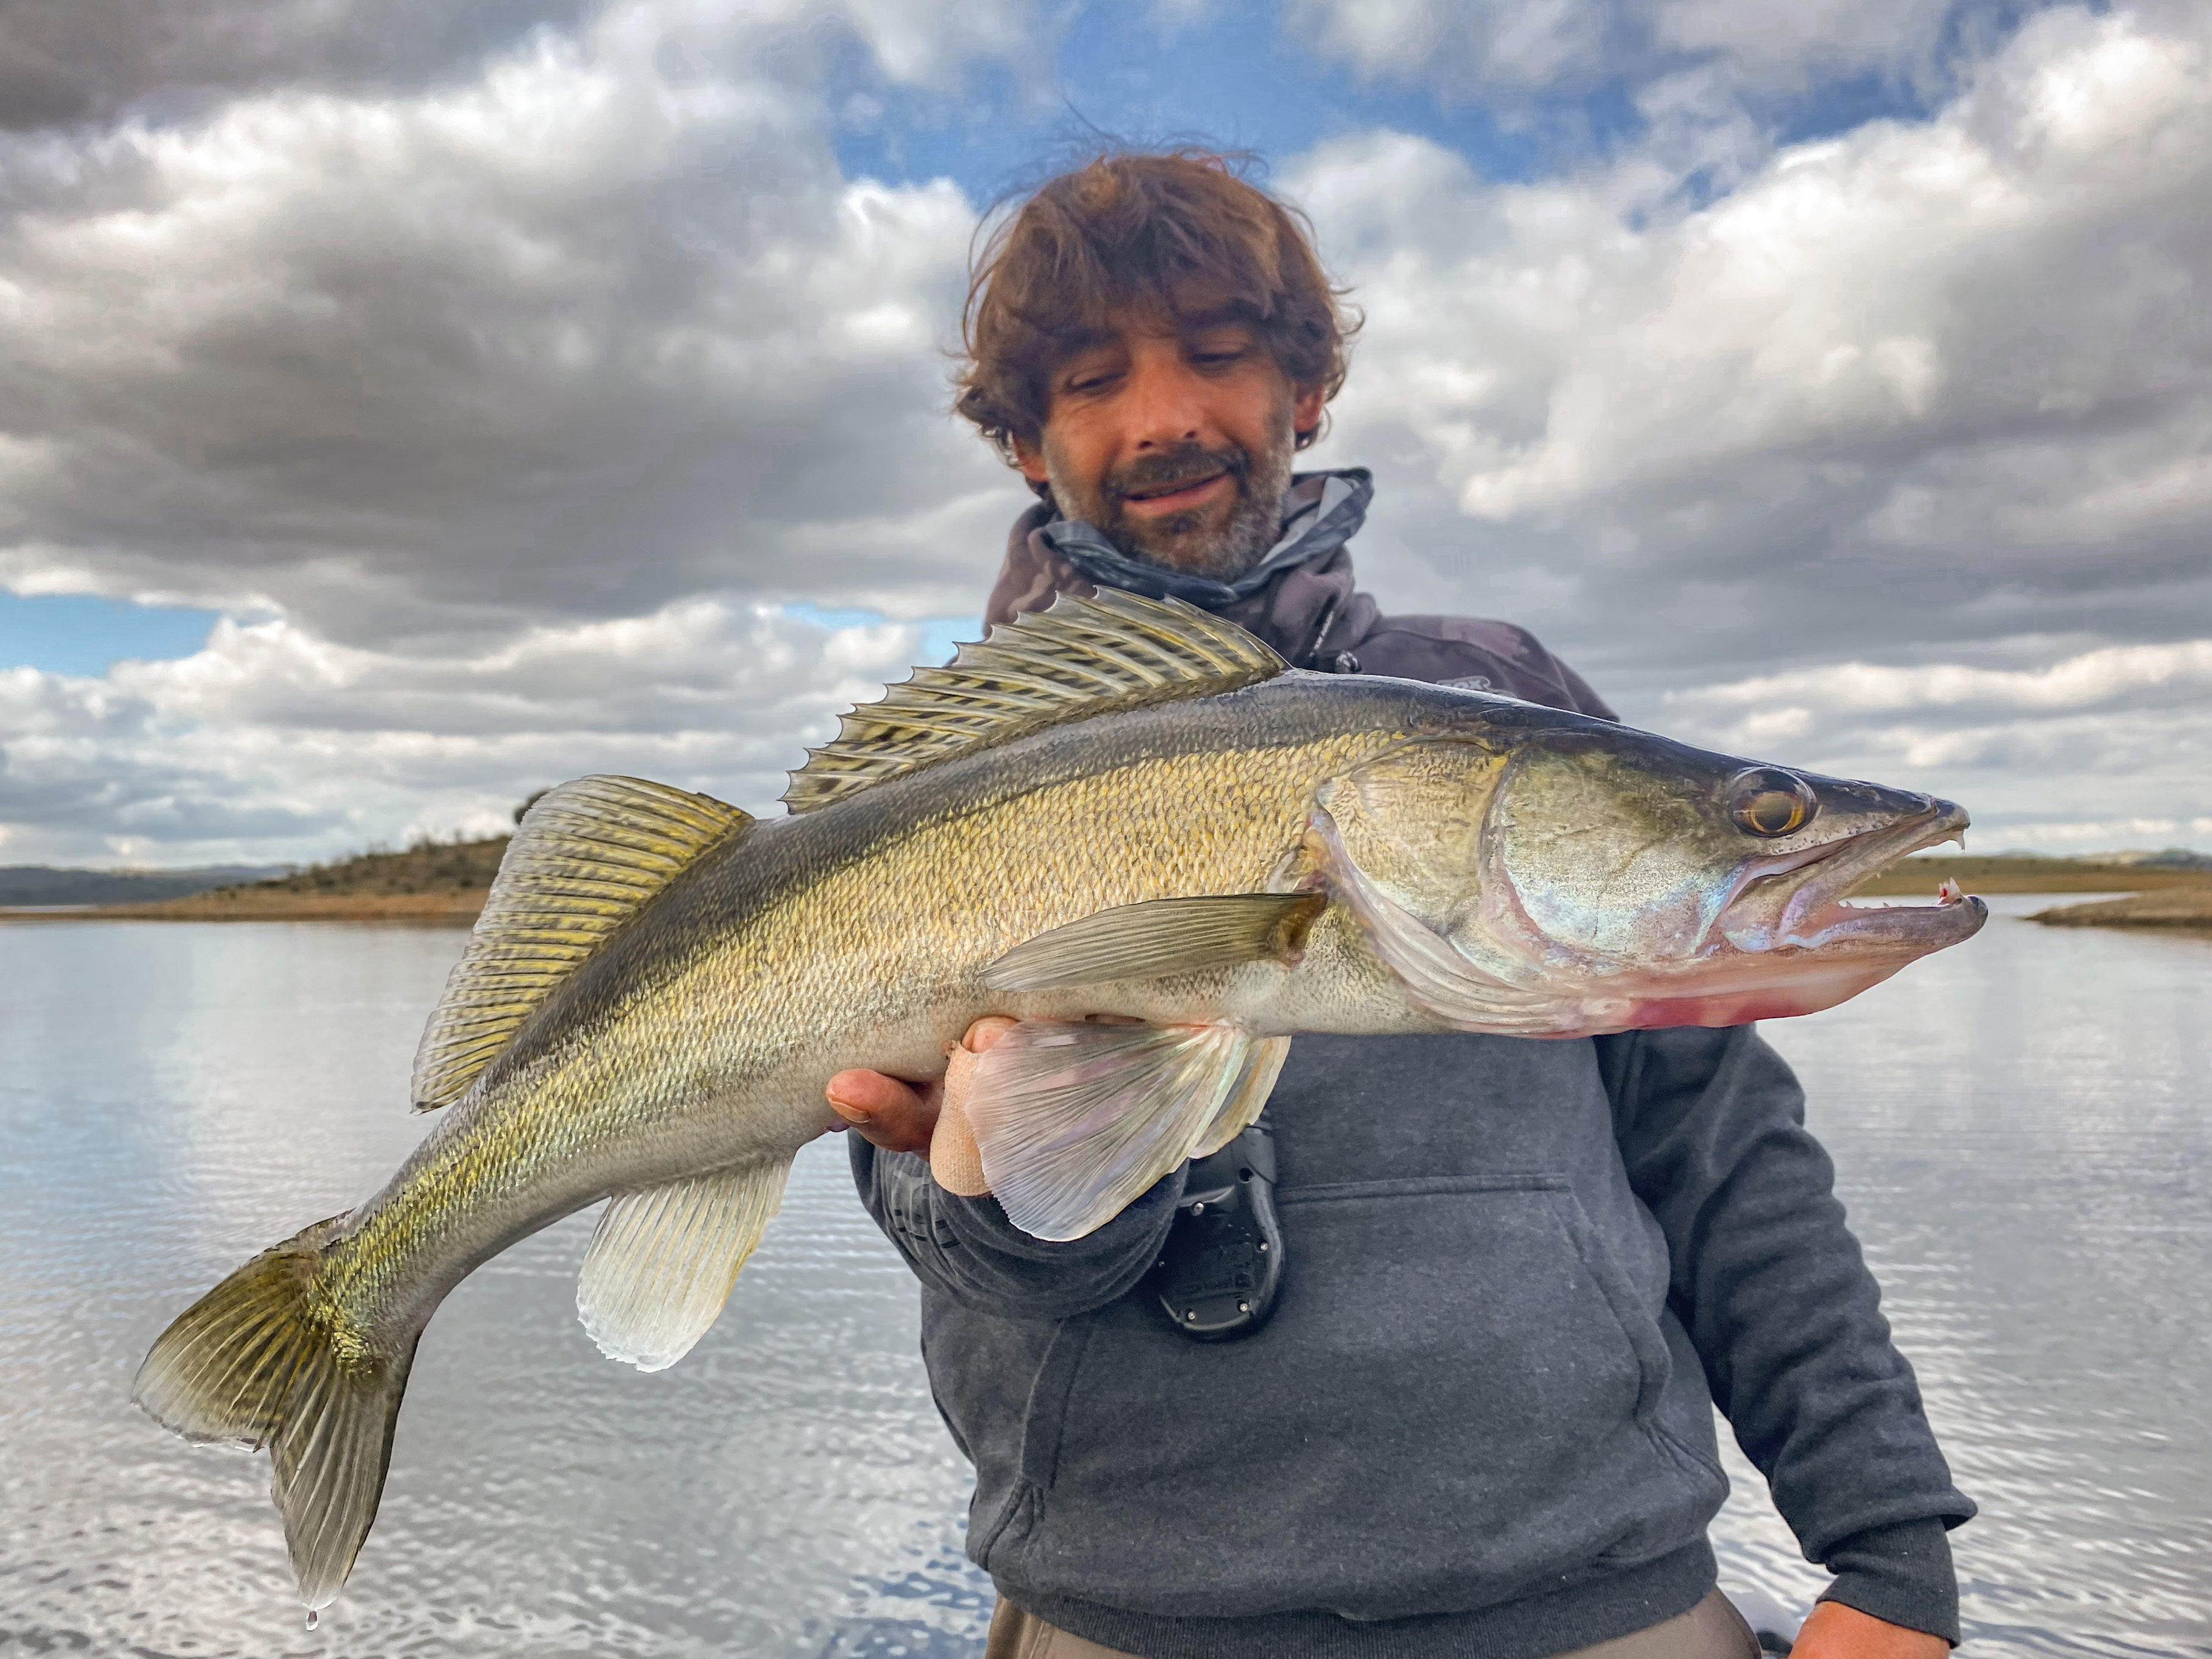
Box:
931;1047;992;1195
824;1068;939;1155
931;1016;1020;1195
929;1082;991;1195
962;1014;1021;1056
941;1017;1020;1121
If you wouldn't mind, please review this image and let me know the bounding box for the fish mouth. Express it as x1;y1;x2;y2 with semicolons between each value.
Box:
1715;798;1987;955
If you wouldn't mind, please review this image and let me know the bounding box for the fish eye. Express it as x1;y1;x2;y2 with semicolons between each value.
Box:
1728;768;1817;838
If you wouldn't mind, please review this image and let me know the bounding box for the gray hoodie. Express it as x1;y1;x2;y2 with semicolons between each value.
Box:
855;486;1972;1658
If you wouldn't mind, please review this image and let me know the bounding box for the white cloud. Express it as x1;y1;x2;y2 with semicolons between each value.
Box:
1285;0;1614;93
1651;638;2212;851
1669;640;2212;721
1271;5;2212;853
1289;7;2212;679
0;597;954;864
0;0;588;130
0;0;1045;128
1284;0;2079;104
0;0;1045;862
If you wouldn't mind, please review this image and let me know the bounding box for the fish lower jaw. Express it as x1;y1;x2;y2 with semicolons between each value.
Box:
1545;899;1987;1031
1722;889;1989;955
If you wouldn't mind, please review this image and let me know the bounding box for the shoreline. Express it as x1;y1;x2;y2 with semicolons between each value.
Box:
0;890;484;924
2027;890;2212;932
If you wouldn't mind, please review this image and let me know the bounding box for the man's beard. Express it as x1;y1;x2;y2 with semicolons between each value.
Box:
1045;416;1297;583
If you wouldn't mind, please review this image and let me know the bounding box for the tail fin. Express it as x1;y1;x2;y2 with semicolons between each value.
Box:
133;1216;417;1610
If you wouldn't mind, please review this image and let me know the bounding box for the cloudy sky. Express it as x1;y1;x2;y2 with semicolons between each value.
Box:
0;0;2205;867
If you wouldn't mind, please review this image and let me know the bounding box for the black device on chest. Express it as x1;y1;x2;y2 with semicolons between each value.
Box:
1146;1117;1284;1340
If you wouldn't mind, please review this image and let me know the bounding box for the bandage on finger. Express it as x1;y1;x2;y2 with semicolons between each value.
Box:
928;1040;991;1196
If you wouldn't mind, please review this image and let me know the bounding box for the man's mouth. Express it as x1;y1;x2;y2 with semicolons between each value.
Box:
1118;468;1233;513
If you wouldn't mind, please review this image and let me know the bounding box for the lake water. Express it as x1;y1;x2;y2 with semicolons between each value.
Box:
1;901;2205;1657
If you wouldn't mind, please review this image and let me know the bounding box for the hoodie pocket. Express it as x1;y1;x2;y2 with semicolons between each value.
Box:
1281;1172;1675;1427
993;1171;1709;1617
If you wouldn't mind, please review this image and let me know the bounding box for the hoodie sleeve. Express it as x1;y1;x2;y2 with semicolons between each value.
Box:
847;1136;1185;1323
1595;1023;1974;1643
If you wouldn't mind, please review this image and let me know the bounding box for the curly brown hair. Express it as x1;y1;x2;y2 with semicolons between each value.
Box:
954;150;1359;461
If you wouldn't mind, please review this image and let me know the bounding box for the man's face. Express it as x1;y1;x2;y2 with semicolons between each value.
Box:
1012;308;1326;580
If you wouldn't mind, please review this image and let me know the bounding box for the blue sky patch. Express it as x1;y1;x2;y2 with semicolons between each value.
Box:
0;593;222;676
829;2;2044;210
783;602;982;668
831;6;1590;203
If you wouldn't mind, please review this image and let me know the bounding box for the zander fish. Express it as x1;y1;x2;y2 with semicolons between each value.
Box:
134;589;1984;1610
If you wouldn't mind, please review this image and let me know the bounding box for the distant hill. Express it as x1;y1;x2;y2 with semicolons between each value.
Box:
224;836;510;899
94;836;513;920
0;863;285;907
0;836;512;922
2098;847;2212;870
2033;889;2212;930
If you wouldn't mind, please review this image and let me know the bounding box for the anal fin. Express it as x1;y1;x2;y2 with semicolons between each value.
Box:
964;1021;1268;1241
577;1159;790;1372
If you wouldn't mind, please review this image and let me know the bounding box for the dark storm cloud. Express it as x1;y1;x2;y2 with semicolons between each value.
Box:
0;0;594;130
0;20;1014;649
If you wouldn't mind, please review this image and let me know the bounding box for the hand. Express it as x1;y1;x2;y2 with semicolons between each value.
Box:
1790;1601;1949;1658
824;1017;1017;1193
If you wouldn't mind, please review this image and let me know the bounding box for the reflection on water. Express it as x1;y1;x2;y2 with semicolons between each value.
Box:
1;905;2205;1656
1722;894;2212;1657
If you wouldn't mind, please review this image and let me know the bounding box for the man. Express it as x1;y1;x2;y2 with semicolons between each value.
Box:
822;152;1971;1659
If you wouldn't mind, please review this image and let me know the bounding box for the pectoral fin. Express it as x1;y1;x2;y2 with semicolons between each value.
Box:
576;1158;790;1372
982;893;1326;992
964;1020;1266;1241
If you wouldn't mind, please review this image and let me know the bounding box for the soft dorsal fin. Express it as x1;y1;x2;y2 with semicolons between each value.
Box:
781;588;1285;814
409;776;752;1111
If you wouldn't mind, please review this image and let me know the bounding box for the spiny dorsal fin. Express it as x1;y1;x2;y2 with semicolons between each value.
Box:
409;776;752;1111
781;588;1286;814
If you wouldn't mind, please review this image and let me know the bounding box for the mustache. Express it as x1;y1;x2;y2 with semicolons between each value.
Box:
1107;444;1249;505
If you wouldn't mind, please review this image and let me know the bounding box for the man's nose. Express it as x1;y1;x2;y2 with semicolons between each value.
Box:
1123;342;1213;450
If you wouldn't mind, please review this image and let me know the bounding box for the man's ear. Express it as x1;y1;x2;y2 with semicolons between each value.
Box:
1291;382;1326;446
1010;432;1051;486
